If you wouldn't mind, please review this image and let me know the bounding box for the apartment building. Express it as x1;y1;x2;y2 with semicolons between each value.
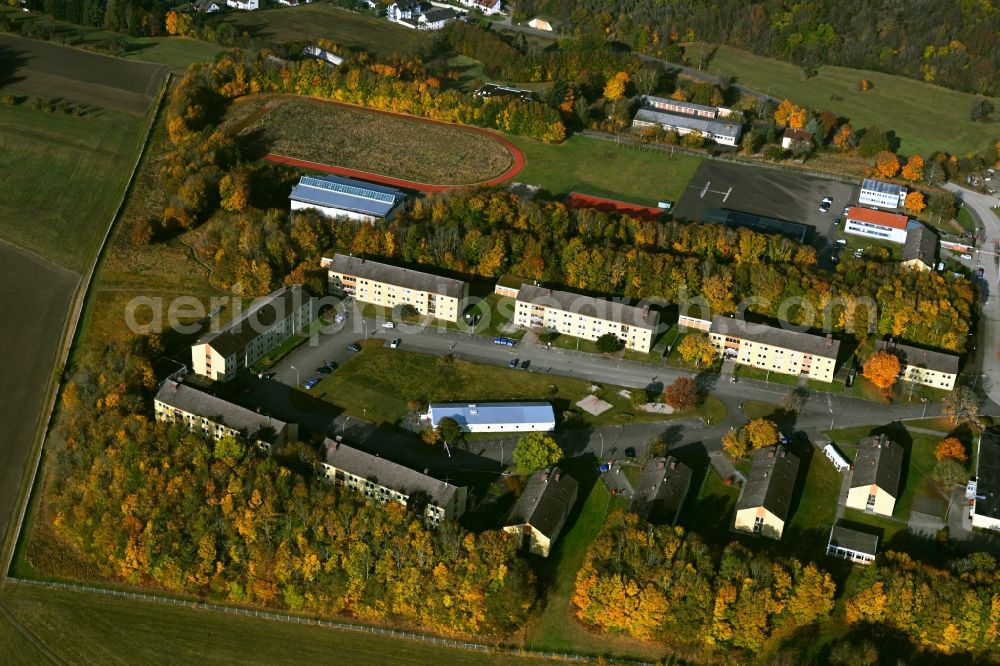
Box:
319;437;467;526
630;456;692;526
709;316;840;383
844;207;911;245
191;285;314;382
875;340;959;391
322;254;468;323
513;284;660;353
154;380;294;450
859;178;907;210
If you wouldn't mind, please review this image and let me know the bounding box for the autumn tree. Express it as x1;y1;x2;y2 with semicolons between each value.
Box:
676;334;717;368
904;191;926;215
438;416;461;445
219;172;250;212
833;123;855;151
512;432;563;473
664;376;698;410
943;385;981;428
773;98;802;126
934;436;967;462
873;150;901;178
863;351;901;395
421;426;441;446
934;458;969;486
722;428;748;460
745;418;779;448
603;71;629;101
787;108;808;130
901;154;925;181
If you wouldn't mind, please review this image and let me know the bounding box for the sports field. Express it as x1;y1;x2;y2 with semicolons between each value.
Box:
509;134;703;206
217;5;427;58
685;42;1000;157
0;585;550;665
228;96;516;186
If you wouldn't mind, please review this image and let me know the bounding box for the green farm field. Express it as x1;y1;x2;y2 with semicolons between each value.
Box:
123;36;228;69
227;95;515;185
685;42;1000;157
216;4;427;58
0;585;550;666
509;134;703;206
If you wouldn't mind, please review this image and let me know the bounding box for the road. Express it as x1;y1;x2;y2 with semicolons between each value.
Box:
944;183;1000;407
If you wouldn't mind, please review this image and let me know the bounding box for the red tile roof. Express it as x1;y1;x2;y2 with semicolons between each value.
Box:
846;207;909;230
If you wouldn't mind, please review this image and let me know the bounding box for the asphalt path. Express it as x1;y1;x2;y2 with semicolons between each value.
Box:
945;183;1000;407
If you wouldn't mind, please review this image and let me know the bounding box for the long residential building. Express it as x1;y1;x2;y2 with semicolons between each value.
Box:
513;284;660;353
289;175;406;223
876;340;959;391
972;432;1000;530
844;207;910;245
425;402;556;433
192;285;314;382
709;316;840;383
154;380;295;450
322;253;468;323
859;178;907;210
320;437;467;526
734;445;800;540
632;95;743;146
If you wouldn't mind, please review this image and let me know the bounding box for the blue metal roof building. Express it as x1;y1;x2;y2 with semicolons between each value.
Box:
426;402;556;433
289;175;406;222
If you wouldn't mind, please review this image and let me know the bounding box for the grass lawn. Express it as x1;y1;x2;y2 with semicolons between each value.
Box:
0;103;151;272
679;466;740;548
124;37;228;69
732;364;800;386
684;42;1000;157
0;585;547;665
509;134;702;206
956;207;978;234
216;5;428;58
783;442;841;542
308;346;715;428
226;95;514;185
741;400;780;420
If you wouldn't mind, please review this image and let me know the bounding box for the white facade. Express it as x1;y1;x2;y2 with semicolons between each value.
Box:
843;207;909;245
226;0;258;9
859;178;907;209
461;0;502;15
425;402;556;433
709;317;839;383
290;198;375;224
823;444;850;472
527;17;552;30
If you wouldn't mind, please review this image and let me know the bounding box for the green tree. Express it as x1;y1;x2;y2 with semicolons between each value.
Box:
595;333;623;353
512;432;563;473
857;125;889;158
438;416;461;445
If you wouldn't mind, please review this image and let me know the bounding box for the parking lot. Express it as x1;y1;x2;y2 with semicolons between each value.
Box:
672;160;858;252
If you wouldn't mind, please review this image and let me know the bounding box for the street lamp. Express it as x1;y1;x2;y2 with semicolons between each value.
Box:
598;432;605;459
290;365;299;385
342;416;351;433
363;319;368;339
499;442;504;466
921;397;929;419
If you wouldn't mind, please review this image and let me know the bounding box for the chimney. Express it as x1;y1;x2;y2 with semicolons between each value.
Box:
779;449;787;458
424;468;430;474
658;459;667;470
826;333;833;347
767;449;775;458
542;471;550;482
554;470;562;482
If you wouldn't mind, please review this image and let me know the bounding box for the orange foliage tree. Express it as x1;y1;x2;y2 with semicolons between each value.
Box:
904;191;926;215
874;151;901;178
663;376;698;410
774;98;802;125
788;108;808;130
901;154;925;181
603;71;629;100
863;351;901;394
935;437;967;462
833;123;854;151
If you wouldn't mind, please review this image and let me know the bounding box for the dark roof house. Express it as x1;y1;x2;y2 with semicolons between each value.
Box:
196;285;308;358
901;224;939;268
850;434;904;496
630;456;692;525
506;467;578;541
875;340;959;377
736;445;800;523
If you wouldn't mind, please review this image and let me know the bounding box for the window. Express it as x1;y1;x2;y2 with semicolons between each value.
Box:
753;516;764;534
866;493;877;511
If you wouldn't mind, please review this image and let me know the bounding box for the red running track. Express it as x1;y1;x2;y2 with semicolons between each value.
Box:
260;99;526;192
565;192;665;221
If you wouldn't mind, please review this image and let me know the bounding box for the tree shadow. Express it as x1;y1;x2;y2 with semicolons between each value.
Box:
0;43;29;90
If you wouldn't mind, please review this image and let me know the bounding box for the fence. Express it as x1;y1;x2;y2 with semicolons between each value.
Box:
7;577;654;665
580;129;861;184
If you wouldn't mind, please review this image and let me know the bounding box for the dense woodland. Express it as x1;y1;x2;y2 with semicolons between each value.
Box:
512;0;1000;96
48;336;535;634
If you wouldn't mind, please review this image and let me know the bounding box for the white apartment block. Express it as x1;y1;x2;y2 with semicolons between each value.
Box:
319;437;467;527
844;207;910;245
876;340;959;391
321;254;468;323
514;284;659;353
859;178;907;210
191;285;313;383
709;316;840;383
154;380;295;450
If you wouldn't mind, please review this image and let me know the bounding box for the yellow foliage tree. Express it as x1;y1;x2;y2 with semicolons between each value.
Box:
935;437;967;462
788;108;808;130
904;191;926;215
863;351;901;395
901;154;925;181
773;99;800;125
744;418;780;448
833;123;854;151
874;151;901;178
603;71;629;101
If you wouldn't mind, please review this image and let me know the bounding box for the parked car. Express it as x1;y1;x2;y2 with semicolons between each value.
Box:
961;253;973;260
854;248;864;258
509;358;519;368
347;343;361;352
382;321;395;329
978;266;986;279
836;239;847;245
520;359;531;370
819;202;831;213
821;196;833;204
317;366;332;375
390;338;401;349
843;204;851;215
325;361;338;371
833;218;841;226
624;447;636;458
304;378;320;390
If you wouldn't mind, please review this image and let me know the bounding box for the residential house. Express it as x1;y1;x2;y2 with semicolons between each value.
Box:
859;178;907;210
900;224;938;271
418;6;457;28
319;437;467;526
460;0;501;15
844;207;911;245
709;316;840;383
154;380;295;450
527;16;553;31
846;434;904;517
632;95;743;146
388;0;423;24
630;457;692;525
424;402;555;433
734;445;800;540
504;467;578;556
303;45;344;66
321;253;468;323
826;525;878;564
971;432;1000;530
876;340;959;391
225;0;258;9
289;175;405;223
513;284;660;353
781;127;813;149
191;285;314;382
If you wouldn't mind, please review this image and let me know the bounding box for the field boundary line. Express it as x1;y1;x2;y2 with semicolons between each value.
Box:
0;72;171;582
5;577;654;665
